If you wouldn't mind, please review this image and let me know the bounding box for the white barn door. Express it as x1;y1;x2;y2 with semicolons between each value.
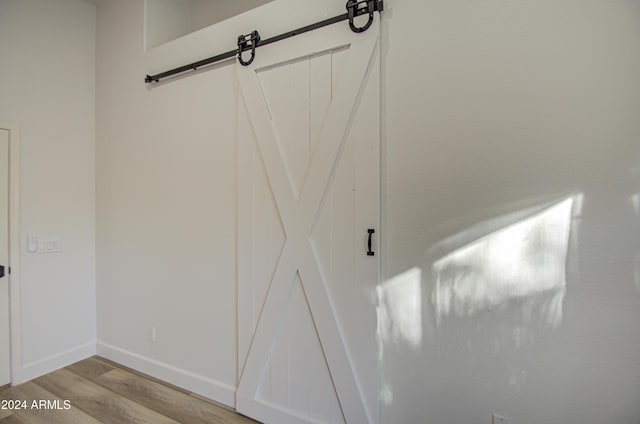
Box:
236;17;380;424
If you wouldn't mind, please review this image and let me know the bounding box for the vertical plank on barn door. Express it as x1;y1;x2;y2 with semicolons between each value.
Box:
237;17;380;424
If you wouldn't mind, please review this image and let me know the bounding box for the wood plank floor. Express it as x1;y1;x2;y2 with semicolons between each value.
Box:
0;357;259;424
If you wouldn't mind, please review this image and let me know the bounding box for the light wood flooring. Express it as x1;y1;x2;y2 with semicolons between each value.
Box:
0;356;258;424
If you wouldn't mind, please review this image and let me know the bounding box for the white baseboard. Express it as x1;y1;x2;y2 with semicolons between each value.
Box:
237;394;327;424
96;341;236;407
15;341;96;384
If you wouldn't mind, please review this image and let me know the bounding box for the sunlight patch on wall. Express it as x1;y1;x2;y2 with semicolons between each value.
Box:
431;197;574;328
635;254;640;291
378;267;423;351
380;383;393;406
631;194;640;216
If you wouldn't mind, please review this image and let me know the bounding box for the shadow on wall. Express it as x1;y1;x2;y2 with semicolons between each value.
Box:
378;194;583;402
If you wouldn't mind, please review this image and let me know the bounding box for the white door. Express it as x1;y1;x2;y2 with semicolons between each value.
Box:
0;128;10;386
236;17;380;424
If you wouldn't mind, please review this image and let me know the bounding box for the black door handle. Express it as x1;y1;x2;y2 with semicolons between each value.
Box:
0;265;5;279
367;229;375;256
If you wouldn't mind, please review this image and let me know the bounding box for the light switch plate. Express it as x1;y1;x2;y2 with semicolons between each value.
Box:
37;239;61;253
27;236;37;253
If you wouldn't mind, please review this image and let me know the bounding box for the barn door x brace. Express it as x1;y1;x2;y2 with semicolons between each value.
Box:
144;0;383;84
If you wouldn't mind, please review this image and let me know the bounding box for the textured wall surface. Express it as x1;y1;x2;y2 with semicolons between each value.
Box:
382;0;640;422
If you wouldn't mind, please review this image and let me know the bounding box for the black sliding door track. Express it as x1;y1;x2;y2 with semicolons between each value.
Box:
145;0;383;84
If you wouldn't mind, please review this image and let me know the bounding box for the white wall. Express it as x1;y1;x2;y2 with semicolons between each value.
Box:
144;0;275;50
96;0;640;422
0;0;96;382
96;0;240;405
382;0;640;423
189;0;274;35
145;0;191;50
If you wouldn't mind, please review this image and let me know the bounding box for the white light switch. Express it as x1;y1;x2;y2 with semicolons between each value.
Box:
27;236;37;253
36;238;61;254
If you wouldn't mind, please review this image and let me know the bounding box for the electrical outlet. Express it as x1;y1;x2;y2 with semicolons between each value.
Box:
492;414;511;424
148;326;157;343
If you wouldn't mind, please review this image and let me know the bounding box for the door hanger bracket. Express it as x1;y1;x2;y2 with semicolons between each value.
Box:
346;0;383;33
237;30;261;66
